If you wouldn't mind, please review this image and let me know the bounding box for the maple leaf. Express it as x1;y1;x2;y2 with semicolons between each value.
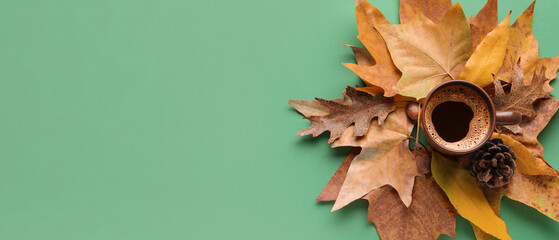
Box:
329;108;419;209
460;13;510;88
431;151;512;240
376;3;473;99
471;172;559;240
364;177;456;240
316;147;359;202
291;87;397;143
343;0;401;97
493;61;552;118
316;149;456;240
468;0;498;49
399;0;451;24
497;2;559;83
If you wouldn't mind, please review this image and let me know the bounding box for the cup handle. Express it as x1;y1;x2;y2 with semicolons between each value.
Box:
496;111;522;125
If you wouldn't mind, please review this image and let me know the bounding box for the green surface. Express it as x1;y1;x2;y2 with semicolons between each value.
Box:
1;0;559;239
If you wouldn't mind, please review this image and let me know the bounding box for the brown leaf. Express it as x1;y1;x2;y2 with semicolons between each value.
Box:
288;96;350;118
493;61;551;118
344;0;401;97
316;148;360;202
363;177;456;240
472;172;559;239
497;2;559;83
414;146;431;175
295;87;397;143
376;3;473;99
343;45;375;66
330;108;419;209
500;98;559;165
469;0;498;49
505;173;559;221
399;0;451;24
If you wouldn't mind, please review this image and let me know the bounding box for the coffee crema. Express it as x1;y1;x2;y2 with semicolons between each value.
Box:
423;85;491;151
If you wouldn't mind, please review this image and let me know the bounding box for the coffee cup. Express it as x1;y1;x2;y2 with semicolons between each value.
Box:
420;80;521;155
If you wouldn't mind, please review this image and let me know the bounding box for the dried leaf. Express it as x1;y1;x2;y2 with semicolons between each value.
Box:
399;0;451;24
330;108;419;209
294;87;397;143
501;99;559;162
472;172;559;239
363;177;456;240
344;0;401;97
492;133;556;176
469;0;498;49
288;96;350;117
343;45;375;66
376;3;473;99
316;148;360;202
505;173;559;221
497;2;559;83
493;62;551;118
471;187;503;240
461;13;510;88
431;151;511;240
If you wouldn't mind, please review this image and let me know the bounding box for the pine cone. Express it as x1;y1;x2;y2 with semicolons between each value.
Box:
469;138;517;188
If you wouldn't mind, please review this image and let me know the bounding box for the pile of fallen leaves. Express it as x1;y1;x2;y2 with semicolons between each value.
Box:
289;0;559;239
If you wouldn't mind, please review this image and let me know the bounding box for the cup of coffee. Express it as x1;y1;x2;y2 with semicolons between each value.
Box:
420;80;521;155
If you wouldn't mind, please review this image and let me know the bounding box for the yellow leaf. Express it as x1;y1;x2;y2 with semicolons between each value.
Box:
375;3;473;100
492;133;557;176
431;151;511;240
461;13;510;87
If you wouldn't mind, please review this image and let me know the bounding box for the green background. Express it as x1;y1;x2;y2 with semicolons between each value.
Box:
0;0;558;239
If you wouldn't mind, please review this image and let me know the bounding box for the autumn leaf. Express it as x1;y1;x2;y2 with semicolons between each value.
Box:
472;172;559;239
431;151;511;240
469;0;498;49
497;2;559;83
461;13;510;88
343;0;401;97
343;45;375;66
316;148;360;202
399;0;451;24
291;87;397;143
492;133;556;176
363;177;456;240
376;3;473;99
288;95;350;117
330;108;419;209
500;98;559;163
493;62;551;118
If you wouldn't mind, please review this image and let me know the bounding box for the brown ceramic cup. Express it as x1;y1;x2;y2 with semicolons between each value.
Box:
420;80;521;155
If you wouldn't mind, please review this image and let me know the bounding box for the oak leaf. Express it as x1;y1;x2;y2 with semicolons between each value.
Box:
500;99;559;163
292;87;396;143
399;0;451;24
431;151;511;240
376;3;473;99
468;0;498;49
497;2;559;83
492;133;556;176
363;177;456;240
492;62;551;118
460;13;510;88
343;0;401;97
330;108;419;209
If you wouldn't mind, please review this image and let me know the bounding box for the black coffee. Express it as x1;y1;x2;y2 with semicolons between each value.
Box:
431;102;474;142
423;85;491;151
